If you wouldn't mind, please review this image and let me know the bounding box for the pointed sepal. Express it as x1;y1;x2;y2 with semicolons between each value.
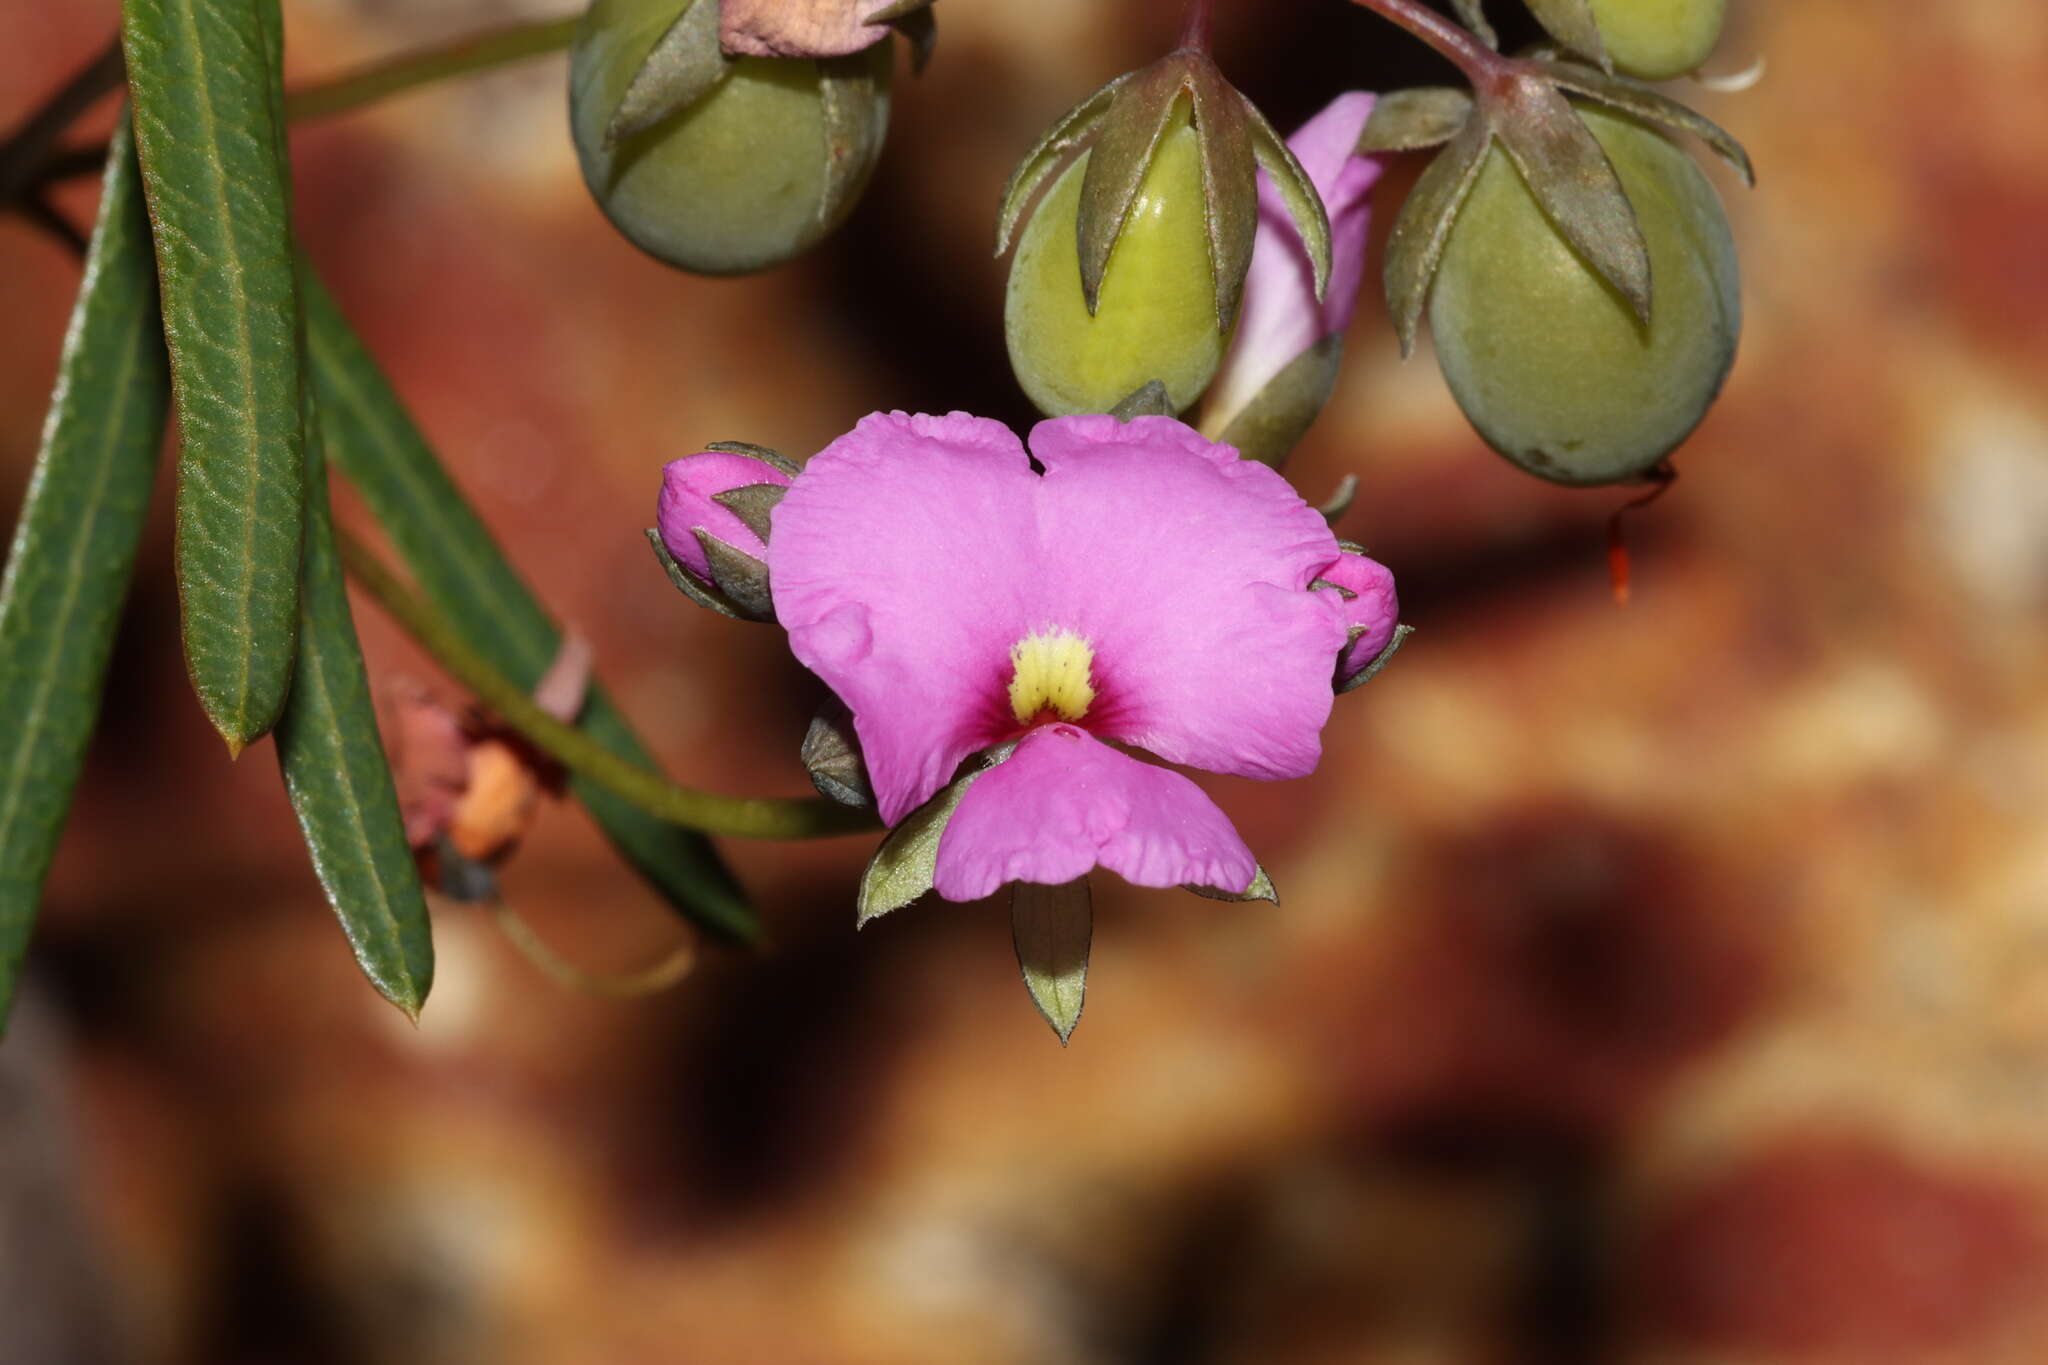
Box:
1357;87;1476;155
606;0;732;147
1186;865;1277;903
801;697;872;807
1075;61;1186;316
994;72;1131;257
1494;79;1651;325
1216;332;1343;469
646;527;754;620
702;440;803;475
856;768;986;925
1383;115;1491;357
1537;60;1755;186
1012;878;1091;1043
1186;61;1259;333
1523;0;1613;72
1316;472;1358;526
1109;379;1175;420
870;1;936;74
1243;94;1332;304
710;482;787;540
1336;622;1412;694
1447;0;1499;51
817;47;894;229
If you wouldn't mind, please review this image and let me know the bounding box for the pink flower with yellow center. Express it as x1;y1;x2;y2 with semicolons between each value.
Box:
767;410;1397;903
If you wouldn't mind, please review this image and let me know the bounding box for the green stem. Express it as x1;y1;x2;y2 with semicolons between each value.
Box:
336;527;879;842
283;14;580;123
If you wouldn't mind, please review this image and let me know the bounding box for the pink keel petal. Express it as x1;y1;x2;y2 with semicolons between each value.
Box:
1026;416;1351;781
1205;93;1384;431
769;412;1042;824
932;725;1258;902
1316;549;1400;682
657;452;792;581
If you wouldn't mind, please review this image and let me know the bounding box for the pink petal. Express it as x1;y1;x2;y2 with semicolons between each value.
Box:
1316;548;1400;683
1204;93;1384;432
1026;415;1350;780
720;0;890;58
769;412;1041;824
657;451;792;582
932;724;1258;902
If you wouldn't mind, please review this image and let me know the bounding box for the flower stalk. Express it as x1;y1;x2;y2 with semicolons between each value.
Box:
335;526;878;841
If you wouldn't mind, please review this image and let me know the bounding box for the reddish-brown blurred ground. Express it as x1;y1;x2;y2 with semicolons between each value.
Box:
4;1;2047;1362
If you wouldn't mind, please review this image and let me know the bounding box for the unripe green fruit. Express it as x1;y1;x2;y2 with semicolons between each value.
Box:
1429;106;1739;485
1588;0;1727;81
1005;119;1225;417
570;0;891;276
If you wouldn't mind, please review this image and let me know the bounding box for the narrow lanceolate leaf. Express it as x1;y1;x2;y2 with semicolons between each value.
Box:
276;421;433;1020
1537;60;1756;186
1494;81;1651;324
1358;87;1475;155
993;72;1130;257
0;121;169;1028
1384;116;1491;357
1012;879;1091;1044
122;0;305;752
300;274;761;946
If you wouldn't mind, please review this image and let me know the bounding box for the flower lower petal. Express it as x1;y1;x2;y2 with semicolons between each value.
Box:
932;724;1258;903
1026;415;1351;780
769;411;1040;823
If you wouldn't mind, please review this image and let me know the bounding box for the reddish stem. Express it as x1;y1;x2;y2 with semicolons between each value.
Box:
1343;0;1505;87
1605;464;1678;607
1177;0;1215;52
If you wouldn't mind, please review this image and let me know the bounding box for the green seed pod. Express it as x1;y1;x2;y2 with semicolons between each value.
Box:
1428;105;1739;485
1587;0;1727;81
1004;111;1225;418
570;0;892;276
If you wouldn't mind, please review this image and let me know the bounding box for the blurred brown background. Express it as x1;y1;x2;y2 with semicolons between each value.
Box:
4;1;2047;1361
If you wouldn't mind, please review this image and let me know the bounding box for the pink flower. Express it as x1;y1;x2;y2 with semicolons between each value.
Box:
1316;545;1402;687
1202;93;1386;441
765;410;1399;902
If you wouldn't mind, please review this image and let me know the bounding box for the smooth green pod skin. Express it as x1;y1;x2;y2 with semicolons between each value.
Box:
1589;0;1727;81
571;0;891;276
1005;121;1225;417
1428;106;1740;486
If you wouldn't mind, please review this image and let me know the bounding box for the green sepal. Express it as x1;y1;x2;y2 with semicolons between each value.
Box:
646;527;752;620
1109;379;1174;420
816;46;894;229
1012;878;1091;1044
855;766;989;926
1243;93;1332;304
1337;622;1413;695
710;482;786;539
1383;114;1491;358
694;530;775;619
1075;61;1185;317
1447;0;1498;50
1523;0;1612;71
1186;60;1258;334
868;1;936;74
993;72;1131;257
1216;332;1344;469
1357;87;1475;155
1493;79;1651;325
604;0;731;146
800;698;871;808
1537;59;1756;186
1186;865;1277;904
703;440;803;476
1317;473;1359;526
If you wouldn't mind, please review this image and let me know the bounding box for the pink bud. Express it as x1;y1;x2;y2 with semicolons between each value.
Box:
1318;547;1400;685
656;451;794;584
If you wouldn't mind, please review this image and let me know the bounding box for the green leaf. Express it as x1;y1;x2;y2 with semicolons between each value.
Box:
122;0;305;752
0;120;169;1028
300;274;760;946
1012;879;1091;1044
275;411;433;1019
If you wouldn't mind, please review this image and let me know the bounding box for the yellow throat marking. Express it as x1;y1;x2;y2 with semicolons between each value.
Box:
1008;629;1096;725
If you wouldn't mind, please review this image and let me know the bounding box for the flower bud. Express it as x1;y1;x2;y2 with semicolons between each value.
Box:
570;0;892;276
1427;104;1740;485
654;447;795;620
1314;547;1401;688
